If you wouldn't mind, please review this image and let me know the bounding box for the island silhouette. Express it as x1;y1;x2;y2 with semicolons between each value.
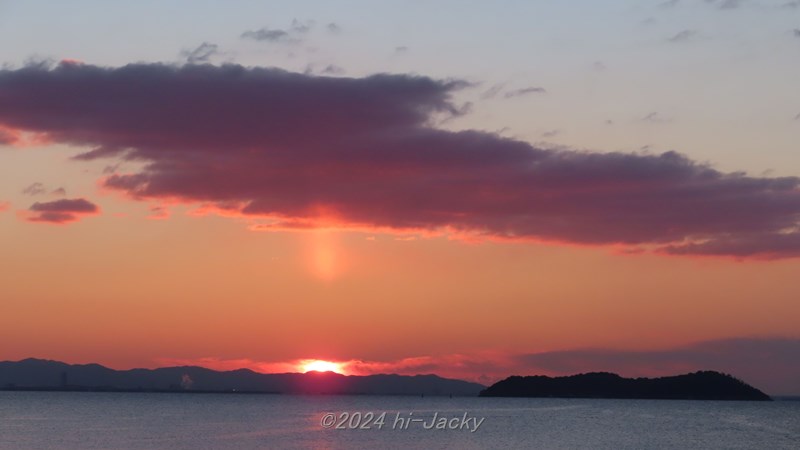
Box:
479;371;771;401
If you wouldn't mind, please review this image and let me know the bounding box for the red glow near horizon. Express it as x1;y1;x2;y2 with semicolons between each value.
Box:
300;360;345;374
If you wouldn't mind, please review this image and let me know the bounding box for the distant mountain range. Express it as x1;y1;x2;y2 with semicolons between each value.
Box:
1;360;772;401
0;359;485;396
479;371;771;401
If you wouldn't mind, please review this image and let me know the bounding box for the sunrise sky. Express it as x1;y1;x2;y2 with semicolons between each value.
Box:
1;0;799;394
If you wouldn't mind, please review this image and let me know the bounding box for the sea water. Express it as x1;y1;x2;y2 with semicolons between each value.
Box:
0;391;798;449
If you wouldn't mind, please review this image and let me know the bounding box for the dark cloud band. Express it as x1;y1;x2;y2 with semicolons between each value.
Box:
1;62;798;257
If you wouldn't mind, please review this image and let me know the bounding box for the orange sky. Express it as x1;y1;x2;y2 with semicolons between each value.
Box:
2;1;800;395
1;192;798;384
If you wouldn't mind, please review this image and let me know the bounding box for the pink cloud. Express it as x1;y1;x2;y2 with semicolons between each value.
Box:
0;125;20;145
0;201;10;212
0;125;50;147
156;338;800;394
27;197;99;224
154;353;517;387
1;62;799;258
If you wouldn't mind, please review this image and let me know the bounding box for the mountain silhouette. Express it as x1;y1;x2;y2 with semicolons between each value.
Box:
0;359;484;396
479;371;771;401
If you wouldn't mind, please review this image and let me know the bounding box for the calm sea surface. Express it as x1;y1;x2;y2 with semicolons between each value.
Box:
0;392;798;449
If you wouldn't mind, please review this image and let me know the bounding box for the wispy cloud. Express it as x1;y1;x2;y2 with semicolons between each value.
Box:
147;205;170;220
642;111;673;123
241;27;293;43
503;86;546;98
715;0;744;10
476;84;546;101
479;83;505;100
541;130;560;138
22;182;66;197
22;182;46;196
303;63;345;75
701;0;744;9
26;198;99;224
181;42;219;64
241;19;314;44
289;19;313;34
321;64;344;75
326;22;342;34
667;29;698;43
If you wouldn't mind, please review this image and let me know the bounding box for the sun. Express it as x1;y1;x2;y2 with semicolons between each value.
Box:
301;359;344;374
